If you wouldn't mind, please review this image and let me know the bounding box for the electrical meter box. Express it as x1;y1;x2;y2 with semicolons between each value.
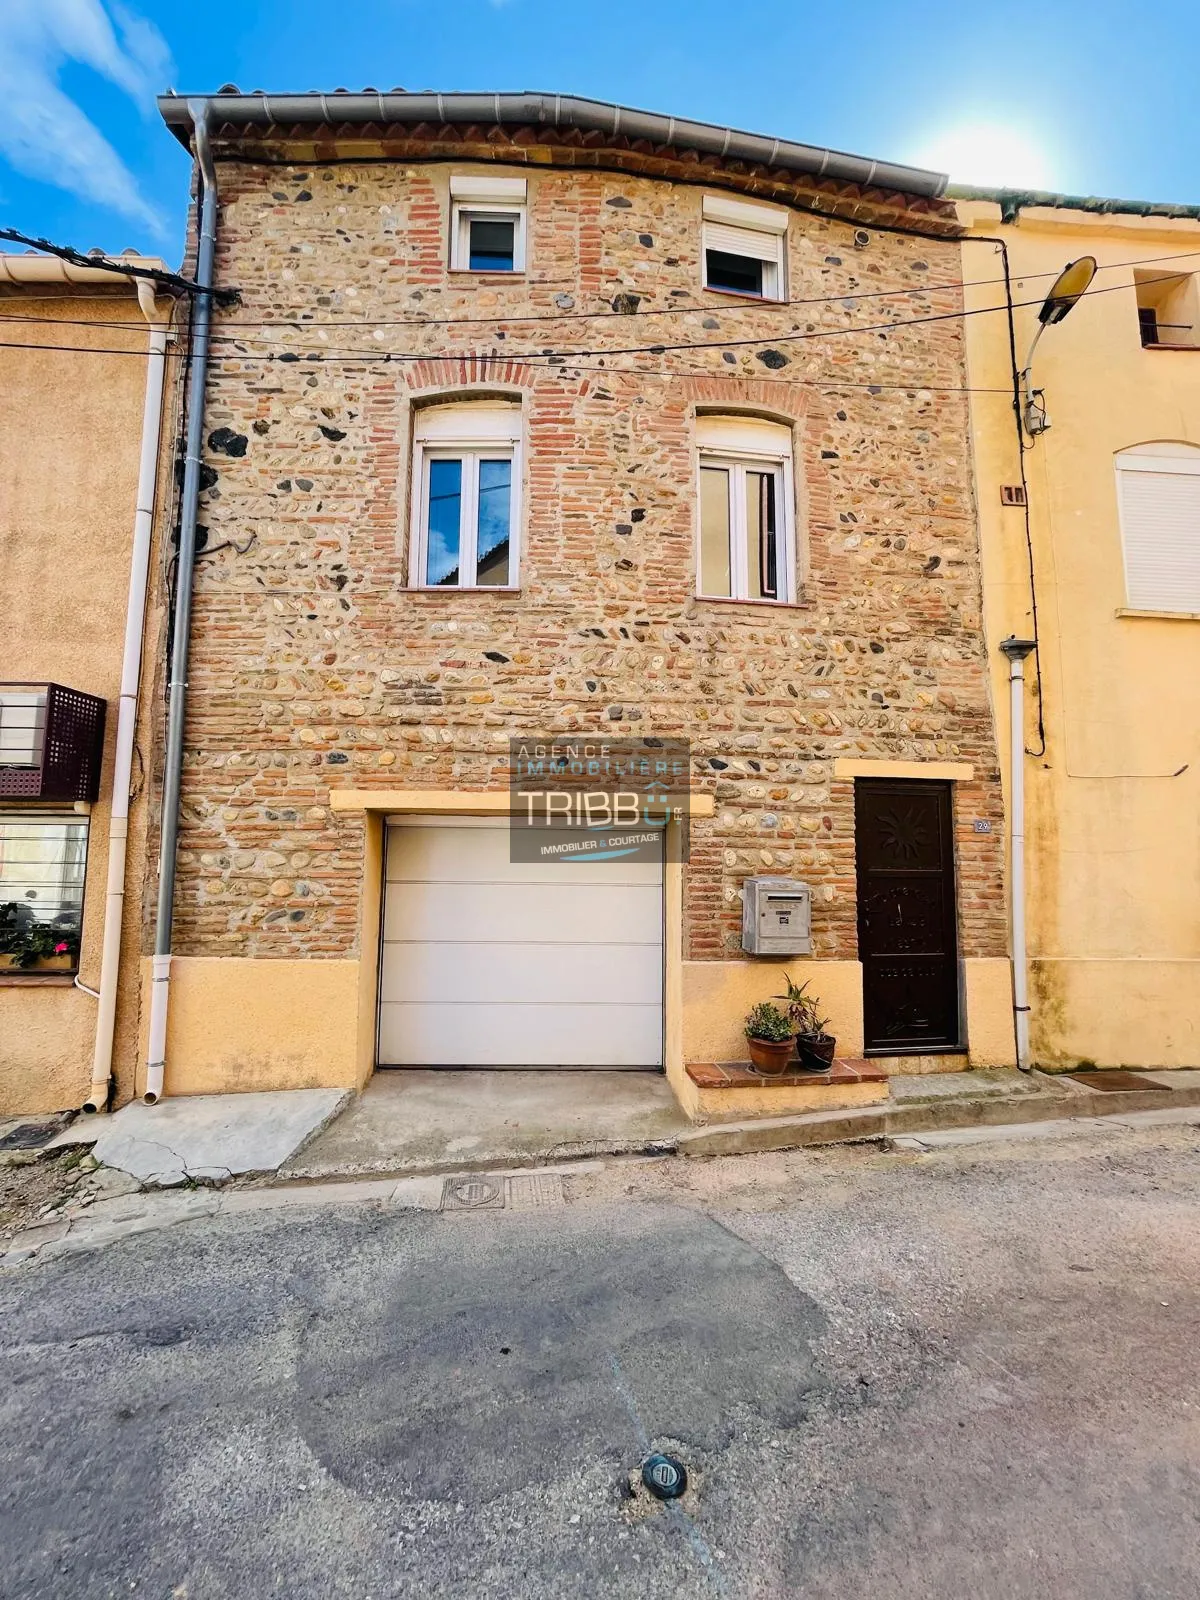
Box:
741;877;813;956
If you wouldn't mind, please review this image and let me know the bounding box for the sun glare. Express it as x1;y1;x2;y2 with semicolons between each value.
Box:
915;124;1057;189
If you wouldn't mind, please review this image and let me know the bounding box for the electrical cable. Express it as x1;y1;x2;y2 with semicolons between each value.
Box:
3;248;1198;336
0;225;231;303
0;267;1184;368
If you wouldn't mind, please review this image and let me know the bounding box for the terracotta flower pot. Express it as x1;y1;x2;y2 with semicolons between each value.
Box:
747;1035;795;1075
795;1033;837;1073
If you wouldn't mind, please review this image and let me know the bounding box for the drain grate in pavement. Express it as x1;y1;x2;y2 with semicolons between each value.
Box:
440;1172;566;1212
1067;1071;1172;1093
506;1172;565;1211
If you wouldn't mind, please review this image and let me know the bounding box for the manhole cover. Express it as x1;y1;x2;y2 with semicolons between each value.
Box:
0;1121;62;1153
441;1174;505;1211
642;1453;688;1500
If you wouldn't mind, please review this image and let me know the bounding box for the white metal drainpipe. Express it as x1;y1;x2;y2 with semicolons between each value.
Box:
144;100;218;1105
81;281;171;1112
1000;636;1037;1073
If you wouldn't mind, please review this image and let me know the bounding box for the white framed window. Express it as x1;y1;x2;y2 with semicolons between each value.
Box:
702;194;788;301
449;175;527;273
696;415;796;603
1115;441;1200;614
0;811;88;973
409;401;522;589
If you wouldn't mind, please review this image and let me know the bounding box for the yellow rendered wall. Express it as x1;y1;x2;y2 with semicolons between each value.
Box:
681;956;1014;1070
961;202;1200;1068
0;294;171;1117
139;956;362;1097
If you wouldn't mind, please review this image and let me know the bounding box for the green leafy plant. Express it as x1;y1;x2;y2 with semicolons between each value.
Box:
745;1000;793;1043
775;975;831;1039
0;902;79;969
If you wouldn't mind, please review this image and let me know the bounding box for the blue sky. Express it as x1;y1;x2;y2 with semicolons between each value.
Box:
2;0;1198;263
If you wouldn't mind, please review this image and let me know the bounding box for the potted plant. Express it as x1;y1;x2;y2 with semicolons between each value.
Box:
0;902;79;971
776;975;838;1073
744;1000;795;1075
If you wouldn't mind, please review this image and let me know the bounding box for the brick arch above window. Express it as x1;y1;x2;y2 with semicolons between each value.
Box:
404;357;539;395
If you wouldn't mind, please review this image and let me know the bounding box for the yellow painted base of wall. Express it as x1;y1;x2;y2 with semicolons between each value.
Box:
678;956;1016;1082
1031;959;1200;1070
870;1054;971;1076
0;984;93;1116
681;959;866;1066
674;1070;888;1124
138;956;368;1098
963;958;1018;1068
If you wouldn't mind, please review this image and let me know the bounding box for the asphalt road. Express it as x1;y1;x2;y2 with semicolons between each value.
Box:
3;1125;1199;1598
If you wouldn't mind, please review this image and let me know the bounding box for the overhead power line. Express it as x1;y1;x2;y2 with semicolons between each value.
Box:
2;248;1198;337
0;226;233;304
0;265;1186;372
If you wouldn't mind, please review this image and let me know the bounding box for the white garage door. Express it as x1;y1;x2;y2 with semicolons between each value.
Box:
378;818;664;1068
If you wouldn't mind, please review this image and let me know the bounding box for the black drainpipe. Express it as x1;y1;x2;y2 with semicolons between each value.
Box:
144;98;217;1104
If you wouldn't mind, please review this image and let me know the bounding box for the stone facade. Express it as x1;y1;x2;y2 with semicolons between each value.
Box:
164;150;1005;1008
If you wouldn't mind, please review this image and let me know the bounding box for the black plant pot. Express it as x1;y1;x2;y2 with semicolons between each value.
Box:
795;1033;837;1073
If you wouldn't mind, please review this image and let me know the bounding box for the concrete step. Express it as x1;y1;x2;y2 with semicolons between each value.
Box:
676;1079;1200;1159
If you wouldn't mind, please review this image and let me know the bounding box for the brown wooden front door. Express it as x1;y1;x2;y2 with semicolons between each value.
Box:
854;779;960;1053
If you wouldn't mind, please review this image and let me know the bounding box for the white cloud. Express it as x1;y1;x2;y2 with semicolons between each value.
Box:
0;0;173;235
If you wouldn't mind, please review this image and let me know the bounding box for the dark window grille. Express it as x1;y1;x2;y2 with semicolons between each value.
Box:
0;683;106;802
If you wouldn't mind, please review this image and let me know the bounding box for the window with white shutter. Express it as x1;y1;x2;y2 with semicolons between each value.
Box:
1115;442;1200;615
695;415;797;602
702;195;788;301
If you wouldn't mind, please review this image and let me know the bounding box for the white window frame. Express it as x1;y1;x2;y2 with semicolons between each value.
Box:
0;809;89;973
449;175;528;273
1114;441;1200;615
695;415;797;603
701;194;788;302
409;402;523;591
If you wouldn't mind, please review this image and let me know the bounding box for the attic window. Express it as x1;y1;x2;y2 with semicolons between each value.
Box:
702;195;788;301
1135;270;1200;349
450;175;527;274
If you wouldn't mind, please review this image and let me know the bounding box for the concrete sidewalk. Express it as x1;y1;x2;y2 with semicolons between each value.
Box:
283;1065;1200;1181
48;1088;349;1187
282;1070;690;1181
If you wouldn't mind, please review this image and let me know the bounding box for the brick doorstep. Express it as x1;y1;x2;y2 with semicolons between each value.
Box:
687;1057;887;1090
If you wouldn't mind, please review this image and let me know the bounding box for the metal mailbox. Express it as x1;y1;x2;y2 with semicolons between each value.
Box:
741;876;813;956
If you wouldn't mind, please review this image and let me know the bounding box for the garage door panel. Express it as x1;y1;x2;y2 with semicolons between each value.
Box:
380;821;664;1068
386;823;663;886
383;881;662;945
380;939;662;1006
378;1001;663;1067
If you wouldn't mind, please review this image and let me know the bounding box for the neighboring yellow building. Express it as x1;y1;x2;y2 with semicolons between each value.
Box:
958;191;1200;1070
0;253;177;1115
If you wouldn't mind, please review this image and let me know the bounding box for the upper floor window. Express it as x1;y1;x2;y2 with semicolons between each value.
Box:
696;415;796;603
702;195;788;301
1135;269;1200;349
409;402;521;589
1115;442;1200;614
449;176;527;274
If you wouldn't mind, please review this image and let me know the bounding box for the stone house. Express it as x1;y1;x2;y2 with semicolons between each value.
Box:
147;90;1014;1121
